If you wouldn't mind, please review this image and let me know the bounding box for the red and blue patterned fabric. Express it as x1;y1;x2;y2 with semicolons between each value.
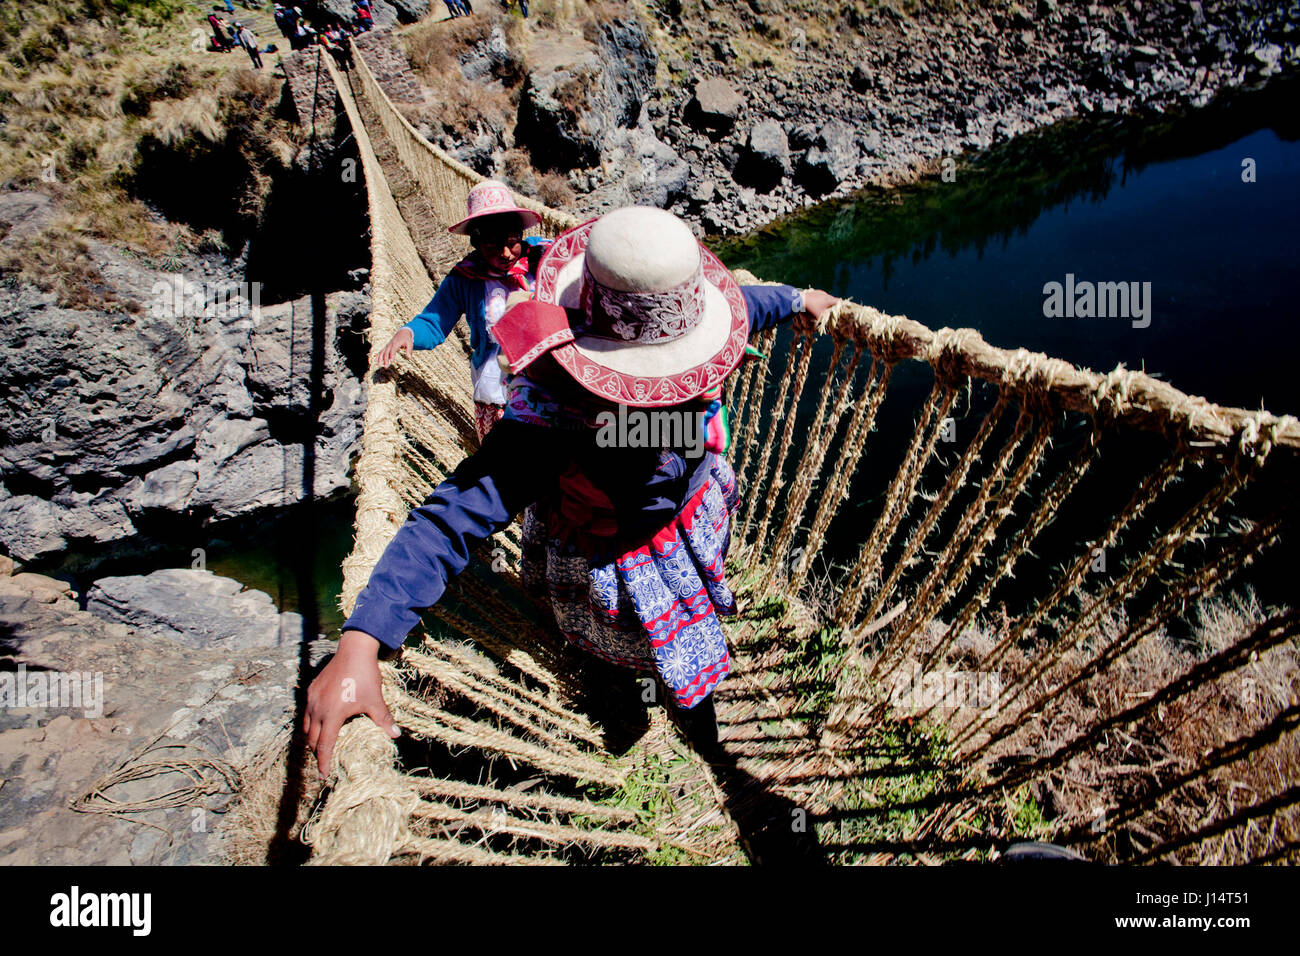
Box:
521;456;739;707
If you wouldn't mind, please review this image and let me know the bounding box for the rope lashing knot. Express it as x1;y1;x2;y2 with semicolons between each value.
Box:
1002;348;1072;415
929;327;982;385
1091;365;1140;423
1236;412;1299;464
861;308;913;363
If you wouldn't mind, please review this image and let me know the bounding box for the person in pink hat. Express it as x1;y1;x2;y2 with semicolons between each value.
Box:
307;206;838;775
376;180;550;441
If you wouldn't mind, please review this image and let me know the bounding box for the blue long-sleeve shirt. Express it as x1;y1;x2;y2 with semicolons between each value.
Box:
402;237;552;405
345;283;806;648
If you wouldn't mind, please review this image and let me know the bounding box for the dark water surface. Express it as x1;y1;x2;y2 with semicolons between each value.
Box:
54;497;355;637
714;80;1300;613
717;79;1300;415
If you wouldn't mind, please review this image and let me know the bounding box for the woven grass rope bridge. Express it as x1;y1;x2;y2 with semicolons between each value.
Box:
236;46;1300;866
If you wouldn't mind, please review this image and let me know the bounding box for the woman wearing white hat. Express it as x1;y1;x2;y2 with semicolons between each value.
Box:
307;206;838;774
376;181;550;440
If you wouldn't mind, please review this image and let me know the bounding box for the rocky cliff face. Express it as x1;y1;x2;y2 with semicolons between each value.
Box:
428;1;1300;236
0;193;368;564
644;0;1300;235
509;18;691;212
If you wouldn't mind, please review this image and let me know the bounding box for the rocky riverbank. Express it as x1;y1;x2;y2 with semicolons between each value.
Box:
425;0;1299;237
0;560;327;864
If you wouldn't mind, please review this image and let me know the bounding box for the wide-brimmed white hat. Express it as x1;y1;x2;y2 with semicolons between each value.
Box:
524;207;749;407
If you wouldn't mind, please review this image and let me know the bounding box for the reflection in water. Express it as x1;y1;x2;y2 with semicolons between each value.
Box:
718;77;1300;414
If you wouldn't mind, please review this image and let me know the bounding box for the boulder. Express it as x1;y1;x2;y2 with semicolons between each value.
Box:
0;496;65;562
87;569;304;651
789;123;818;151
734;120;790;192
685;78;745;134
796;119;860;196
599;128;690;208
850;62;875;92
385;0;430;24
127;461;200;514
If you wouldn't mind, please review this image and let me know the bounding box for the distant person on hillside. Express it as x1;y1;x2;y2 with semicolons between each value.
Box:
322;26;354;70
207;12;234;51
234;22;263;69
273;3;291;39
353;0;374;31
442;0;464;17
293;17;315;50
376;181;549;442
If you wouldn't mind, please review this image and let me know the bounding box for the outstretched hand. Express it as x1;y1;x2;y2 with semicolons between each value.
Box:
801;289;840;322
376;327;414;368
304;630;400;777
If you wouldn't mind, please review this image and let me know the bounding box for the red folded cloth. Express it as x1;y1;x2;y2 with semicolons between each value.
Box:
493;300;575;373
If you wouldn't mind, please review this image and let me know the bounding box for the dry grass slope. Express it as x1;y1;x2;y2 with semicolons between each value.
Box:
0;0;297;305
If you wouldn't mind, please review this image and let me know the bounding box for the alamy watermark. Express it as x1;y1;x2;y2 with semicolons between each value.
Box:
50;886;150;936
595;404;708;459
888;663;1002;715
1042;274;1152;328
150;277;262;324
1;664;103;718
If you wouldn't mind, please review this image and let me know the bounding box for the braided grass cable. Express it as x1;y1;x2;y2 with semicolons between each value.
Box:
833;381;956;627
877;410;1050;685
764;339;859;592
789;355;894;595
749;328;818;559
861;396;1018;679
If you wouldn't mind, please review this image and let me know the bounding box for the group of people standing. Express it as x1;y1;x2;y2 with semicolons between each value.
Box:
204;3;373;70
205;8;264;69
273;3;372;53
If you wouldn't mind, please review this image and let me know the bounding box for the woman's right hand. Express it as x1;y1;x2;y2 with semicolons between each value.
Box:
304;629;400;777
376;327;414;368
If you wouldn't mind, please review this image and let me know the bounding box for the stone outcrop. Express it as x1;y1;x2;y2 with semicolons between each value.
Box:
734;120;791;192
514;18;660;172
684;77;745;135
0;208;368;562
0;564;325;865
87;569;306;651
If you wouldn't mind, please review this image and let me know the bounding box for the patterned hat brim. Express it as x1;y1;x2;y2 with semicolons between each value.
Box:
533;218;749;408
